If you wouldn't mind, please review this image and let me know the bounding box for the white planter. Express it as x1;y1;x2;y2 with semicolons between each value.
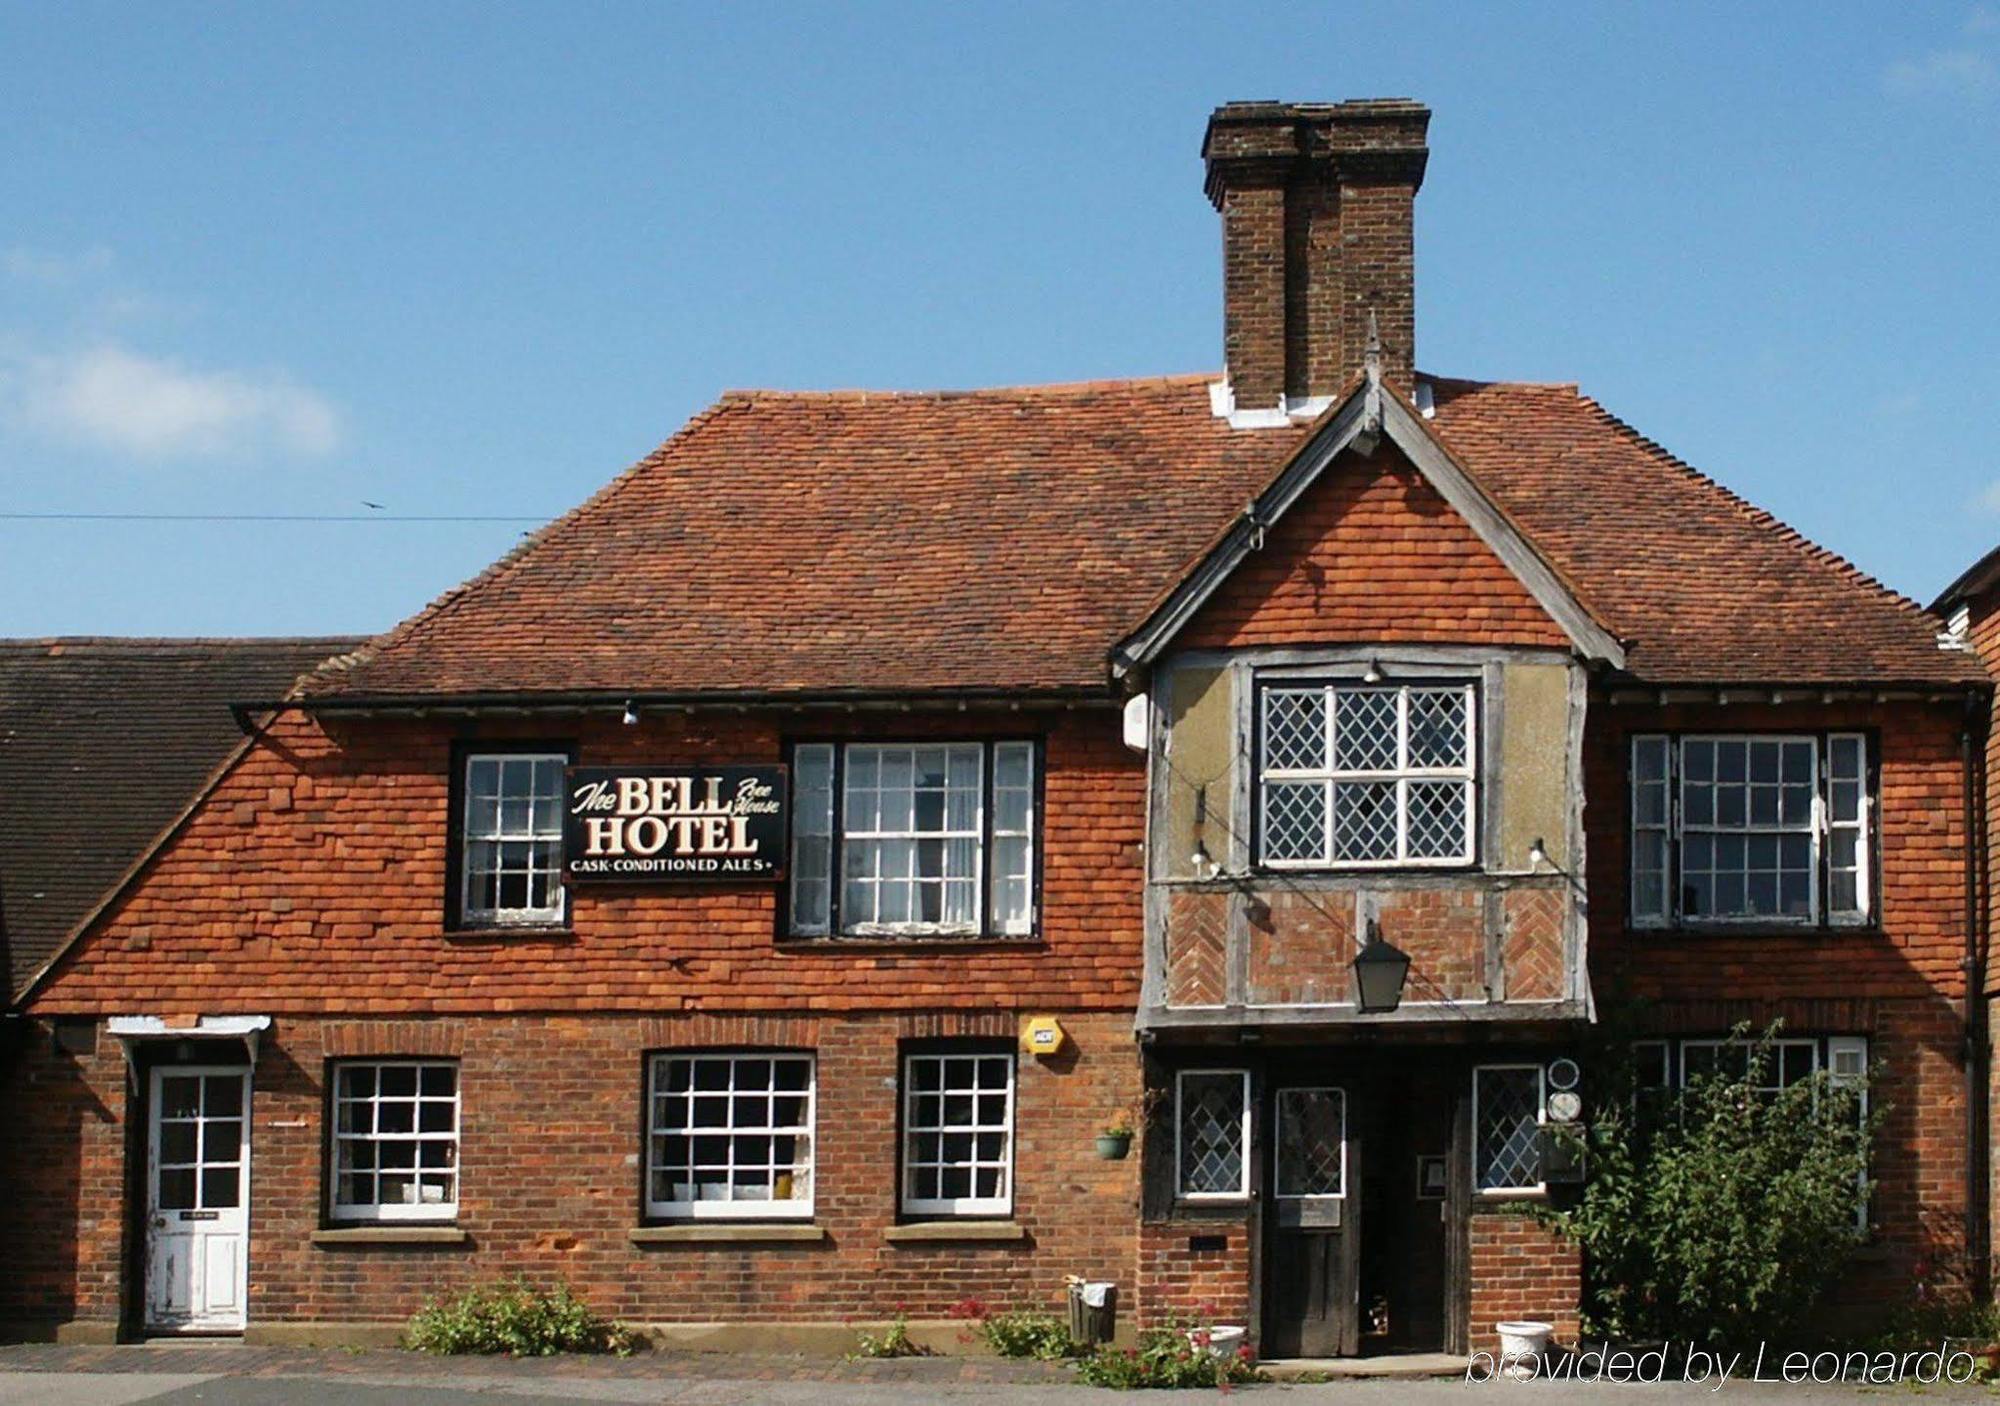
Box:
1189;1324;1246;1358
1496;1320;1554;1376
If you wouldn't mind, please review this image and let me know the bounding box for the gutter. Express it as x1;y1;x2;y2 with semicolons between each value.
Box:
1963;692;1991;1298
230;685;1120;733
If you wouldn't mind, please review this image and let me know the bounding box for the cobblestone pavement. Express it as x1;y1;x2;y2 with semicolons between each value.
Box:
0;1343;1993;1404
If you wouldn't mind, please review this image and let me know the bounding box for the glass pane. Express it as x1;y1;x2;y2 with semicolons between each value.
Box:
160;1122;198;1164
202;1118;242;1164
201;1166;240;1209
1405;780;1468;860
158;1168;197;1210
1276;1088;1345;1198
204;1076;243;1118
1476;1068;1541;1190
1264;690;1327;772
1406;689;1469;770
1262;781;1326;863
1179;1072;1245;1196
1333;689;1398;772
158;1076;202;1121
1331;781;1397;862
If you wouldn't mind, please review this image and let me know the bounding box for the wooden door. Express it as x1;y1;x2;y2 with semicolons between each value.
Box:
1260;1084;1358;1357
144;1067;251;1333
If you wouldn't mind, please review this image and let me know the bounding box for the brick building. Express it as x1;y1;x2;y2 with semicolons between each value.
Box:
1;100;1987;1357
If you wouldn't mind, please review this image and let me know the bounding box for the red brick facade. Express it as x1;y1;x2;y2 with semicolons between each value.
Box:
0;1011;1141;1335
3;93;1984;1363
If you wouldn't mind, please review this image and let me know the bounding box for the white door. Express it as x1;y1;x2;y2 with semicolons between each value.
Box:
145;1066;251;1332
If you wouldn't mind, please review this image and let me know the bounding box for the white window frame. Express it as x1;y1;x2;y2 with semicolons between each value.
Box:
1628;733;1873;929
901;1050;1015;1217
329;1059;460;1224
1258;682;1478;870
645;1052;816;1221
1273;1084;1347;1202
1678;1036;1822;1092
1175;1068;1251;1201
459;750;567;927
787;740;1039;939
1473;1063;1546;1197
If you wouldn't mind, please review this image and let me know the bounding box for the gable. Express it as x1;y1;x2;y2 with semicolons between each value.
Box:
1176;441;1573;652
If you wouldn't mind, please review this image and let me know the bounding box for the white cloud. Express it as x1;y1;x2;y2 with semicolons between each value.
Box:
1885;47;1998;101
1;245;114;286
6;344;339;459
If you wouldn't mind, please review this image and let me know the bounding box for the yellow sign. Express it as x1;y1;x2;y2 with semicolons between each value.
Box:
1019;1015;1068;1058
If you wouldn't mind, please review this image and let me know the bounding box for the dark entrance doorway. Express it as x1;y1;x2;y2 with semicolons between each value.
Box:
1261;1051;1463;1358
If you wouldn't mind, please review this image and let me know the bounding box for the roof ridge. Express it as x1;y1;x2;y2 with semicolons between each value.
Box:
0;635;364;648
1571;392;1944;628
717;372;1220;402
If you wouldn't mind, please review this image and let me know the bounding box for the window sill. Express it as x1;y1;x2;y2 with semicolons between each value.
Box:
1637;923;1881;940
444;925;574;943
630;1223;827;1246
311;1226;468;1246
884;1220;1028;1244
778;935;1043;953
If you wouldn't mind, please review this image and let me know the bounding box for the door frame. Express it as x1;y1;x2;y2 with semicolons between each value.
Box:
142;1063;252;1334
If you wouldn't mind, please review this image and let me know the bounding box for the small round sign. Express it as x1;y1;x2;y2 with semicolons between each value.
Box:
1549;1090;1583;1123
1547;1057;1581;1091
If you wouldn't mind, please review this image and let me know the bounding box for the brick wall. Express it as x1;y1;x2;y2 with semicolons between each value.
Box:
0;1010;1142;1334
1586;695;1977;1296
1137;1221;1252;1329
26;708;1141;1017
1467;1212;1580;1350
1176;446;1569;652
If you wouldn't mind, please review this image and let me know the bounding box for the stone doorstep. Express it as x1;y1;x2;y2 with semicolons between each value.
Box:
1261;1353;1469;1380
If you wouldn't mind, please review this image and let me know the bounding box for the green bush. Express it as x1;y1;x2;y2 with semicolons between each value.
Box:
403;1278;635;1356
1541;1020;1877;1347
978;1310;1080;1360
1073;1321;1260;1390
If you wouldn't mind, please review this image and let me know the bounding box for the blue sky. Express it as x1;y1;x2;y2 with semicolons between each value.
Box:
2;2;1996;637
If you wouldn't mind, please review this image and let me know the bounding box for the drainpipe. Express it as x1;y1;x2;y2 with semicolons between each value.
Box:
1961;693;1990;1300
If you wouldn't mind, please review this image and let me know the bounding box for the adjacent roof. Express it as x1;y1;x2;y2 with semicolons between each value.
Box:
0;637;358;997
307;373;1981;702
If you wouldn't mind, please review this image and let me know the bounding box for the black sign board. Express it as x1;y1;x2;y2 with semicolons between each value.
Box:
564;765;788;882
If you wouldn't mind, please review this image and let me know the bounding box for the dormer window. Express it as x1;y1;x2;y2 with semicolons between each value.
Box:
1256;682;1477;869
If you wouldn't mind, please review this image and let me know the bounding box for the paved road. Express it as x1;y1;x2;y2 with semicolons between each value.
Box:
0;1346;1992;1404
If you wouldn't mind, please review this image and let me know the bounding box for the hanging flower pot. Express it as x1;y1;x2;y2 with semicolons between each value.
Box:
1095;1129;1133;1160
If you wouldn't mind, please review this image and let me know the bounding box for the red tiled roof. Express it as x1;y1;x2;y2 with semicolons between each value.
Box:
1423;379;1983;686
310;374;1979;700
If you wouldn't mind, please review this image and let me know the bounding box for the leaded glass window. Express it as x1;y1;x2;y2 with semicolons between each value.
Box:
1473;1064;1544;1193
1176;1069;1249;1199
1260;684;1476;868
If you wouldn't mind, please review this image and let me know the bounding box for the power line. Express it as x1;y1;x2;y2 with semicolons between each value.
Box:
2;512;551;523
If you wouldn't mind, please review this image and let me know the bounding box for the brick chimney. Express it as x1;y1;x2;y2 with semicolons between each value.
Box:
1204;100;1429;416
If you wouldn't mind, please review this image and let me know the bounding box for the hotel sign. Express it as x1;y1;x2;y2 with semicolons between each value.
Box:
564;766;788;881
